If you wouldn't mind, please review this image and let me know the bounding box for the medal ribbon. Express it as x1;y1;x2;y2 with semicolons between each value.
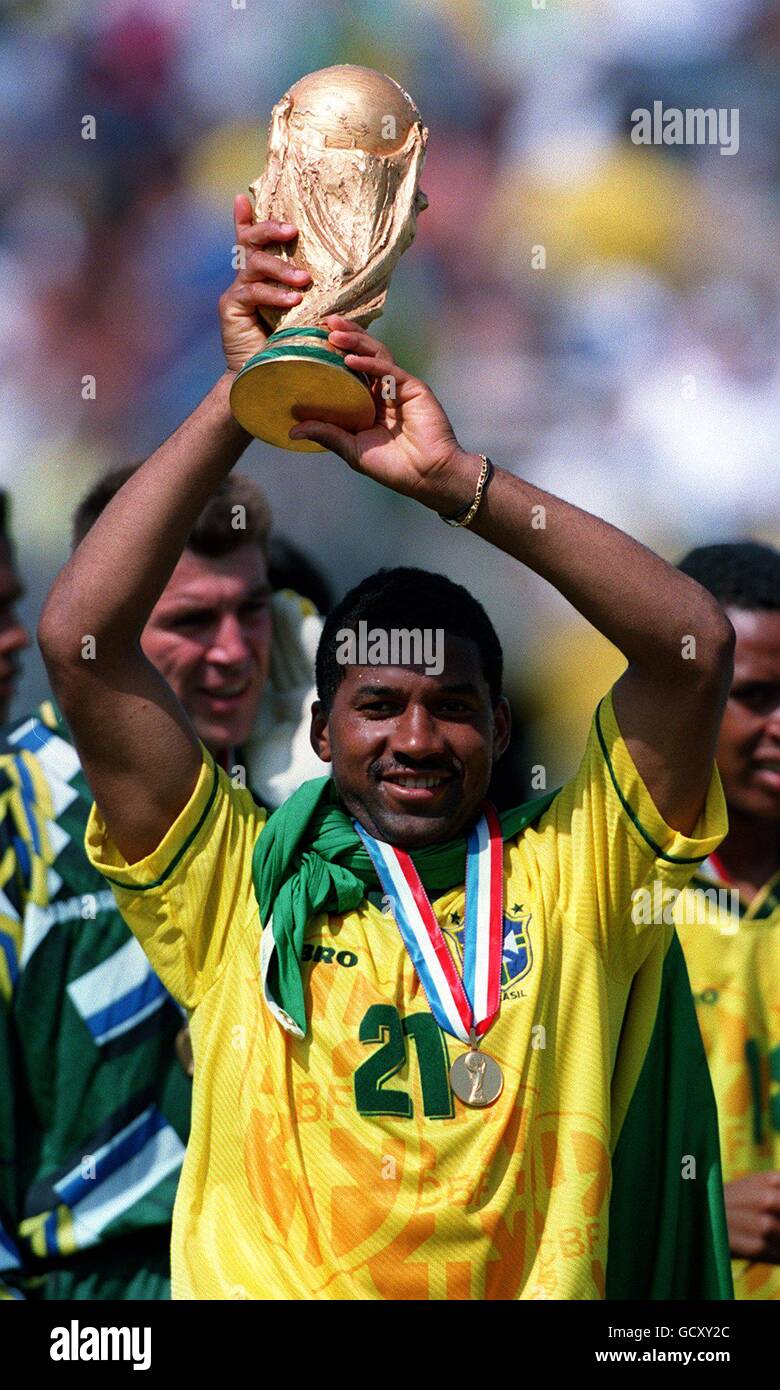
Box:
354;802;504;1045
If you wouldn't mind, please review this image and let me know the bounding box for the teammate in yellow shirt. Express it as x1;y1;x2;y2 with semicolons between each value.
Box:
675;542;780;1300
38;204;734;1299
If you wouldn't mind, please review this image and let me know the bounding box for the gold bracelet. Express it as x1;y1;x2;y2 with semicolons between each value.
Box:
439;455;493;528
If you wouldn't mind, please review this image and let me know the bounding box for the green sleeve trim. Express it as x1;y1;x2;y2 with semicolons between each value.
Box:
748;870;780;921
103;760;219;892
595;699;707;866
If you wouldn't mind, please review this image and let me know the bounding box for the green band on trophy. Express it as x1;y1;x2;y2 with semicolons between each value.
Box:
264;326;330;345
242;344;368;374
228;65;428;453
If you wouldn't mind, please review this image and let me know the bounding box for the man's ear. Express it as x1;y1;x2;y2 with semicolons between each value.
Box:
310;700;332;763
492;696;511;763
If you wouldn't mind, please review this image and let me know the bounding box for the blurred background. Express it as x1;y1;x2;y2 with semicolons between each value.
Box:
1;0;778;787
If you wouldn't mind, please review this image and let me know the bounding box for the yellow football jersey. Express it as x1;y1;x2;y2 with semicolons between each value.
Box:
676;867;780;1300
86;692;726;1300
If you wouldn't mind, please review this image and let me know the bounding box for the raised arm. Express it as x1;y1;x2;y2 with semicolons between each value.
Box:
289;322;735;835
39;201;312;862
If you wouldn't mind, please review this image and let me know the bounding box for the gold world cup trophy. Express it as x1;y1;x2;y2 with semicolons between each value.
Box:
229;65;428;451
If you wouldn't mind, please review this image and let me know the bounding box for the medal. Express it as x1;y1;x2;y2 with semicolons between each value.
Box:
450;1031;504;1107
355;803;505;1109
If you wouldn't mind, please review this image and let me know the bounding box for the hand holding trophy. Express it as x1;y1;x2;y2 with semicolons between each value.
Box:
228;64;428;452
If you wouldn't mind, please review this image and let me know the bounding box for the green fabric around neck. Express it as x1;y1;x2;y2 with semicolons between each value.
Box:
251;775;557;1037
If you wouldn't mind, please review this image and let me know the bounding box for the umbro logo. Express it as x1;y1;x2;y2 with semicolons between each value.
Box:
301;942;358;968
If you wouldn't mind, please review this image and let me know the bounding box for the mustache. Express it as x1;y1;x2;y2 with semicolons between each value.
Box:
370;757;461;781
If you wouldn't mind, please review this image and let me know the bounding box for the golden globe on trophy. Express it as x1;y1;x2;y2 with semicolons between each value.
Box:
229;65;428;452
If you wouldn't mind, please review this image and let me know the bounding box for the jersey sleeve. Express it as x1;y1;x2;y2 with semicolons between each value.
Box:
85;748;267;1010
0;987;25;1300
0;763;33;1297
525;688;728;980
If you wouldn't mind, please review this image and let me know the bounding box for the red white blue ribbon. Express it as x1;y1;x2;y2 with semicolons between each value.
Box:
355;803;504;1045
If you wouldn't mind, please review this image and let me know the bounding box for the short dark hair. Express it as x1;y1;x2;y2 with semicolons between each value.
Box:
315;567;504;710
72;463;272;557
678;541;780;611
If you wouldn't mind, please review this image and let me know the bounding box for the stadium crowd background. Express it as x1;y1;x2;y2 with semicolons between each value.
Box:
1;0;777;785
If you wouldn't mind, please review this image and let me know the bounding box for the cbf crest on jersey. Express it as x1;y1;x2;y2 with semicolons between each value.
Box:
443;901;533;989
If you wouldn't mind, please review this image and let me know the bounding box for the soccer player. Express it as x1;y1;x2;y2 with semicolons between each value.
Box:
0;215;324;1299
674;542;780;1300
37;264;736;1297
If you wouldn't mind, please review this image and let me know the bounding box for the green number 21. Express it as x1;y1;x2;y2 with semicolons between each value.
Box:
354;1004;454;1120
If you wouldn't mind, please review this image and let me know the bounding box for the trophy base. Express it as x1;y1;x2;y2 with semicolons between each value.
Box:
229;326;376;451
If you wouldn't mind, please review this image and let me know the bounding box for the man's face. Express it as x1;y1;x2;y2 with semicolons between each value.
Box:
0;539;29;724
311;636;510;849
715;608;780;821
141;544;272;752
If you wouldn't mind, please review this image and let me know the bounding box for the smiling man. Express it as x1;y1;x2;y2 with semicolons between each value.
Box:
317;569;505;847
73;468;274;761
37;254;736;1299
674;542;780;1301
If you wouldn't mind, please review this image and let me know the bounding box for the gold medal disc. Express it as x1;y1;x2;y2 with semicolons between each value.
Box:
449;1048;503;1108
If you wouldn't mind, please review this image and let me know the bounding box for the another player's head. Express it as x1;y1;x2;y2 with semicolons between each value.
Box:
312;567;510;848
678;541;780;822
73;466;273;752
0;491;30;724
